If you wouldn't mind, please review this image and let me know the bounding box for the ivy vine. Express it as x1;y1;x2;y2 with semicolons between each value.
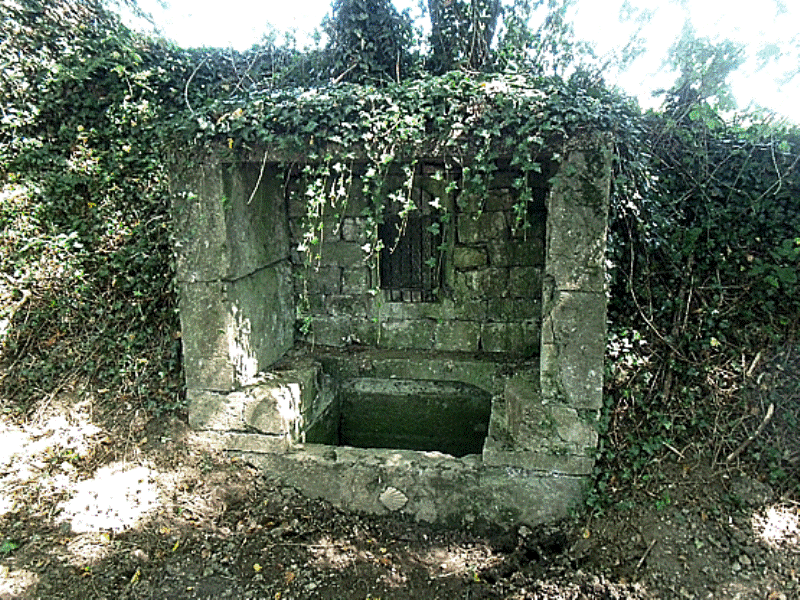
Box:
2;0;799;502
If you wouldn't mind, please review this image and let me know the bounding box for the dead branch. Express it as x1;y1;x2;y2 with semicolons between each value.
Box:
725;402;775;463
636;539;657;572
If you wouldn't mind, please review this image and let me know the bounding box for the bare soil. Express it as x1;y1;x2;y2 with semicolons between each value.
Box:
1;348;799;600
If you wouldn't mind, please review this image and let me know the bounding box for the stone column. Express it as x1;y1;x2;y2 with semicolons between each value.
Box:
171;152;295;416
540;133;612;412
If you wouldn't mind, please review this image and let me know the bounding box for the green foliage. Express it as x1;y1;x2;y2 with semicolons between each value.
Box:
588;15;800;505
0;0;186;414
2;0;798;509
324;0;415;83
428;0;502;73
495;0;595;77
598;94;800;501
662;22;746;115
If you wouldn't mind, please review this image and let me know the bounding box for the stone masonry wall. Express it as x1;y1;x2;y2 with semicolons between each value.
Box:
172;158;295;406
173;137;612;526
289;167;550;356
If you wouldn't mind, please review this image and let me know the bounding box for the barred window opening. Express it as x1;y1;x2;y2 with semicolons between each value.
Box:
379;185;443;303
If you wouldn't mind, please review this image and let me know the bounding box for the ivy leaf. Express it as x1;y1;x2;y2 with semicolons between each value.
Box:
0;540;19;555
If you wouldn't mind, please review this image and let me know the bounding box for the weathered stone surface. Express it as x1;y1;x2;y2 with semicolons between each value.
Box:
482;448;595;475
457;193;486;214
179;280;236;391
341;267;371;295
208;431;291;453
454;268;509;299
486;297;541;321
243;366;320;441
549;404;598;449
243;382;303;437
480;321;539;355
379;319;435;350
503;371;540;440
452;246;488;269
509;266;542;297
377;298;449;321
505;395;598;461
312;349;508;395
222;165;290;278
376;297;487;322
172;163;289;283
341;217;370;243
538;134;611;412
188;389;245;430
314;242;365;266
484;189;518;212
540;291;606;409
190;361;325;441
298;266;341;296
239;444;585;527
325;294;372;318
227;264;295;383
487;238;544;267
545;202;606;292
303;316;378;347
546;135;611;294
434;320;480;352
459;189;519;214
179;264;294;392
341;177;370;217
457;211;508;244
172;166;228;283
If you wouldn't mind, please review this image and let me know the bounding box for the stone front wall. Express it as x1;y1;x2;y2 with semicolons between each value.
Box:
172;135;612;528
172;159;295;395
289;167;549;356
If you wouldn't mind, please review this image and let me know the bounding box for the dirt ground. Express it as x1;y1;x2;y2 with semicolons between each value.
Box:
1;349;799;599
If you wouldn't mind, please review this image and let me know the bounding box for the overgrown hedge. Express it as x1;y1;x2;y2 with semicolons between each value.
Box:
0;0;188;412
600;108;800;502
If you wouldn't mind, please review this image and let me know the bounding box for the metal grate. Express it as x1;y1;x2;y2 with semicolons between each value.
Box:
379;186;442;303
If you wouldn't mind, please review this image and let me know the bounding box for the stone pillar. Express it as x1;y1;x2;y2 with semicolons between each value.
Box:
171;153;295;403
540;133;612;412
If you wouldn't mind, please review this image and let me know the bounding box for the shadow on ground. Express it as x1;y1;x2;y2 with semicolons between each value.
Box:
1;346;799;599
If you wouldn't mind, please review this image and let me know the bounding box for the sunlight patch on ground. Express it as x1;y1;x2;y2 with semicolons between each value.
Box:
56;463;161;533
0;420;28;518
0;411;103;516
0;567;39;597
0;494;12;516
0;419;31;468
421;542;500;578
0;413;101;467
752;503;800;549
0;408;164;537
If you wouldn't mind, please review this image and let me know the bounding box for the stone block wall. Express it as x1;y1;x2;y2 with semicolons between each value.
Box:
288;167;550;356
171;135;612;527
172;158;295;397
540;135;612;412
